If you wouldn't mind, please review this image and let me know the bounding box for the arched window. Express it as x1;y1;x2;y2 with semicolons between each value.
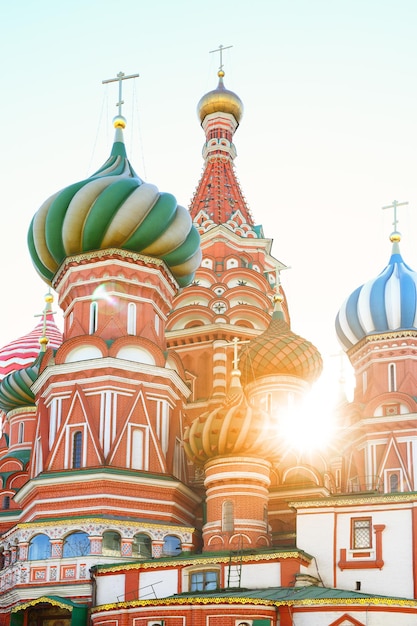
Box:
63;531;90;557
390;473;399;492
89;301;98;334
388;363;396;392
2;496;10;510
28;534;51;560
132;533;152;558
127;302;136;335
72;431;83;469
363;370;368;394
18;422;24;444
222;500;234;532
162;535;181;557
102;531;121;556
154;313;160;335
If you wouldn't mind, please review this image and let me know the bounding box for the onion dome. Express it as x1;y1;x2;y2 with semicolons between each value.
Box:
239;294;323;385
0;355;42;412
183;370;276;466
197;70;243;125
336;231;417;351
0;293;62;380
28;117;202;288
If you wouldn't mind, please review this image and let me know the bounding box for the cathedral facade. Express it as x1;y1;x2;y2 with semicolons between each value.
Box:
0;69;417;626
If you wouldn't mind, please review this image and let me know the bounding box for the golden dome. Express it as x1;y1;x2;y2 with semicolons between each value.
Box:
197;70;243;124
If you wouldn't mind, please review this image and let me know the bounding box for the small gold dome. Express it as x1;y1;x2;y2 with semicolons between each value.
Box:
390;231;401;243
113;115;127;129
197;70;243;124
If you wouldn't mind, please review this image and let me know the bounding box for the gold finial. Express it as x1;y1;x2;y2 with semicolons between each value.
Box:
34;291;56;352
209;44;233;74
102;71;140;119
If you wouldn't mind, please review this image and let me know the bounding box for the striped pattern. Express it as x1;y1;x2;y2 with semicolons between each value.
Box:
183;374;277;465
0;357;41;412
0;314;62;380
28;129;201;288
336;241;417;351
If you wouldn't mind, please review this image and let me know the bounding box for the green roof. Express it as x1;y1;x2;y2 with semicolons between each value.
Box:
93;585;417;612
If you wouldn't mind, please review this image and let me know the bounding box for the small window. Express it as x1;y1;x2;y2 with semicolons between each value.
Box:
72;431;83;469
102;531;121;556
222;500;234;532
127;302;137;335
2;496;10;510
351;518;372;549
389;473;399;492
388;363;396;392
363;370;367;394
162;535;181;556
190;570;218;591
132;533;152;558
89;301;98;334
18;422;24;444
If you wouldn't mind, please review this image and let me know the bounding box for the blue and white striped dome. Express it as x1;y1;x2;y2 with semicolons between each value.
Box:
336;232;417;351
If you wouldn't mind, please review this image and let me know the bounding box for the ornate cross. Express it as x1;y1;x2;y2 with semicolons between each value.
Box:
102;71;140;116
227;336;249;370
382;199;408;232
209;44;233;71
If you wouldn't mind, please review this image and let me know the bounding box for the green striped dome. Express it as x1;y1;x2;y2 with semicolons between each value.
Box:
28;125;201;288
0;355;42;413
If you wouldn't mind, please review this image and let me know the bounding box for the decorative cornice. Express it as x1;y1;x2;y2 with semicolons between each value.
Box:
12;596;88;612
92;594;417;612
96;550;310;574
16;517;194;533
347;330;417;358
53;248;178;293
290;491;417;509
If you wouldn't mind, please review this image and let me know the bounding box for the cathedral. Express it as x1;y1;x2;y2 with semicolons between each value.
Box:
0;64;417;626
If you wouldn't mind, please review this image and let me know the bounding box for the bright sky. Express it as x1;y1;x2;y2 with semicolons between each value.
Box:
2;0;417;400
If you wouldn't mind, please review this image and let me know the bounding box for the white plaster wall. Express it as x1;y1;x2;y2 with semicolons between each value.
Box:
297;510;336;586
297;505;415;599
96;573;125;605
335;507;414;598
238;562;281;589
293;609;416;625
139;568;178;599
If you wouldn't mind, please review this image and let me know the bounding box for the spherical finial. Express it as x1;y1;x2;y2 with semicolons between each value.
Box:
39;336;49;347
113;115;127;129
273;292;284;304
218;69;225;78
45;292;54;304
390;231;401;243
